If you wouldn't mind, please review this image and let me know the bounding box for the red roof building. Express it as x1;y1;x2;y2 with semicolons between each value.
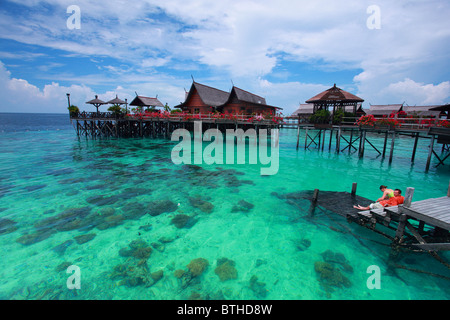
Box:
175;81;281;115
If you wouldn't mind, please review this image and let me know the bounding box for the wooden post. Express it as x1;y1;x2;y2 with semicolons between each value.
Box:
395;214;407;243
336;127;341;153
304;127;308;149
403;187;414;208
348;129;353;154
389;131;396;164
426;135;435;171
359;130;366;158
351;182;357;196
382;131;388;158
318;130;321;149
312;189;319;203
296;124;300;150
447;180;450;197
328;128;333;151
321;129;326;151
411;132;419;162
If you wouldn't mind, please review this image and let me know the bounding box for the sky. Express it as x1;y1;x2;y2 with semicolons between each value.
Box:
0;0;449;115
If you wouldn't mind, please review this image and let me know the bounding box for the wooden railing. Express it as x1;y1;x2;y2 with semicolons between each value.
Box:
283;115;449;130
70;111;284;125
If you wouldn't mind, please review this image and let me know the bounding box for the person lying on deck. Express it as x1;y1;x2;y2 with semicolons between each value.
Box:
354;189;404;211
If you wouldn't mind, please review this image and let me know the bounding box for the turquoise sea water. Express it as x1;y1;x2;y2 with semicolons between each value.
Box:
0;113;449;300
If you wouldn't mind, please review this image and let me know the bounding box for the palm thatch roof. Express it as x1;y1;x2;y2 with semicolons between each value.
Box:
366;104;403;116
129;96;164;108
86;95;106;105
306;84;364;103
404;105;444;117
107;95;127;105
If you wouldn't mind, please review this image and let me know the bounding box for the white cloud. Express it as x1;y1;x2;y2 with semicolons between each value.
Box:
0;0;449;112
382;78;450;105
0;61;187;113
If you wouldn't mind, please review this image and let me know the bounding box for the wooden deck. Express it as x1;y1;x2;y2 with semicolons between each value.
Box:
399;196;450;231
351;193;450;252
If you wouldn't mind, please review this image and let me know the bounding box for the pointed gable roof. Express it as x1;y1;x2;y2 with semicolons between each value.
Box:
130;96;164;107
231;86;267;105
306;84;364;103
189;82;230;107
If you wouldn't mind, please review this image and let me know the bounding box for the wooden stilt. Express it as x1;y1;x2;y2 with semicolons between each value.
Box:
359;130;366;158
348;129;353;154
382;131;388;158
426;134;435;171
411;132;419;162
351;182;357;196
304;127;308;149
389;131;396;164
447;180;450;197
328;128;333;151
336;127;341;154
321;129;326;151
395;214;407;243
296;124;300;150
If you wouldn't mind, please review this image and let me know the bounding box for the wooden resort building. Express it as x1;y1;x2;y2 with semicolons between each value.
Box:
366;104;404;117
218;86;281;115
130;95;164;111
305;84;364;115
403;105;446;118
175;81;281;115
175;82;229;114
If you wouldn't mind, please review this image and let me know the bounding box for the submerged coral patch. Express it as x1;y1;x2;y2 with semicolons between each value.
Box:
0;218;18;235
214;258;237;281
147;199;178;216
187;258;209;277
171;214;197;229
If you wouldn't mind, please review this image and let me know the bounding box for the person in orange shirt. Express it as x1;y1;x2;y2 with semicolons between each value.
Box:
354;189;404;210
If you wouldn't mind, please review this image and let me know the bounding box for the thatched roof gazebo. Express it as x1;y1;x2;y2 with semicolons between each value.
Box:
306;84;364;115
106;95;128;113
107;95;127;106
86;95;106;114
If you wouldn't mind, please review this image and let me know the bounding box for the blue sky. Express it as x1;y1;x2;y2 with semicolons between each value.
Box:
0;0;449;115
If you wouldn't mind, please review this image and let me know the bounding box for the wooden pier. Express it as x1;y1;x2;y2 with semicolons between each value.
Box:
347;186;450;254
70;112;281;139
300;183;450;277
293;124;450;171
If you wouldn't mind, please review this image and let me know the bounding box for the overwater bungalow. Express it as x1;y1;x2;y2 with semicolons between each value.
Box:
403;105;446;118
217;86;281;115
175;81;281;115
175;82;229;114
365;104;404;117
130;95;164;111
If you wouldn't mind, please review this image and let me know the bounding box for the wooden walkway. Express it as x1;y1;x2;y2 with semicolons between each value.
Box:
349;188;450;252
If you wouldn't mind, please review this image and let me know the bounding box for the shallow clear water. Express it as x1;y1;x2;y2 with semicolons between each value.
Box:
0;113;449;300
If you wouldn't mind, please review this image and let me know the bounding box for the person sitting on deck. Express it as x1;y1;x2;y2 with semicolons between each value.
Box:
376;185;395;202
353;189;404;211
